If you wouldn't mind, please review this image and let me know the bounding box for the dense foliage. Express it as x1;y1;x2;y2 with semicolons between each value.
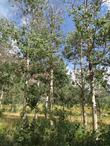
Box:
0;0;110;146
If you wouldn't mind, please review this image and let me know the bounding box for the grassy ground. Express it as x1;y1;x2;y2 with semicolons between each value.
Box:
0;104;110;129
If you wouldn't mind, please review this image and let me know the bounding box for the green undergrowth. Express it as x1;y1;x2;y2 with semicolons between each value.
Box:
0;113;110;146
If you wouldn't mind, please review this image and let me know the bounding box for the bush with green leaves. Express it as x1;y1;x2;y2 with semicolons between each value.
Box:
1;117;110;146
12;110;110;146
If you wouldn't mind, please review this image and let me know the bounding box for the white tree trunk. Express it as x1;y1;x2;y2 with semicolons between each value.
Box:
92;80;98;130
0;89;3;109
45;69;53;119
80;41;87;128
50;69;53;97
89;61;98;131
49;68;53;110
45;96;49;109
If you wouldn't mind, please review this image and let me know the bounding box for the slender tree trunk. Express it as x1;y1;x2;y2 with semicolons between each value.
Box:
80;41;87;128
91;79;98;130
48;68;54;117
45;96;49;118
22;56;30;117
45;96;49;109
0;87;4;109
89;62;98;131
80;90;87;128
49;68;53;110
74;67;87;128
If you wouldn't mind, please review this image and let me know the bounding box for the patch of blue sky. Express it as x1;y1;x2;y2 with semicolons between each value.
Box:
61;13;75;35
0;0;110;28
100;3;109;17
0;0;11;18
0;0;109;71
0;0;22;25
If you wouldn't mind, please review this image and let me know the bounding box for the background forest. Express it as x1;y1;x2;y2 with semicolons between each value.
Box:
0;0;110;146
